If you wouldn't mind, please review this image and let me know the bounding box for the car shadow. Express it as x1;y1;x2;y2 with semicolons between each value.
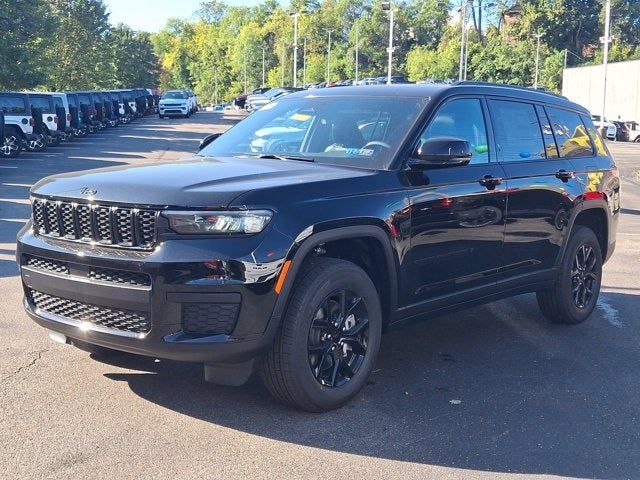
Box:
98;291;640;479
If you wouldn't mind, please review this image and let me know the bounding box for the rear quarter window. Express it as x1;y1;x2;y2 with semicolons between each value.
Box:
0;96;27;114
546;107;594;158
581;114;609;157
30;96;53;112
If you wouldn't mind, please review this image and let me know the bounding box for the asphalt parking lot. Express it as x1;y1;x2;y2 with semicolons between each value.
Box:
1;113;639;480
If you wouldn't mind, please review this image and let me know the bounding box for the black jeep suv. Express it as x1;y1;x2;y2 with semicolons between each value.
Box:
17;83;620;411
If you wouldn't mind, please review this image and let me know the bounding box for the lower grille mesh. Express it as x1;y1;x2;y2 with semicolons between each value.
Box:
30;289;151;334
182;303;239;336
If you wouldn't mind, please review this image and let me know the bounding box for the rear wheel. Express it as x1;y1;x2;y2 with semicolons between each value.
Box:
1;128;22;158
158;114;164;119
537;226;602;324
27;134;46;152
261;257;382;412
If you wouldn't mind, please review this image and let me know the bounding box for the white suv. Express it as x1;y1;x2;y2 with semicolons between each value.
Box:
0;92;38;158
158;90;190;119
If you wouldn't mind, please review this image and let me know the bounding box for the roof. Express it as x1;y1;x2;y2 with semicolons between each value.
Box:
287;81;589;114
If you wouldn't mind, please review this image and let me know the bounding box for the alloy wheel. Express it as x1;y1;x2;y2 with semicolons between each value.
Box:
308;289;369;388
571;244;598;308
1;135;19;156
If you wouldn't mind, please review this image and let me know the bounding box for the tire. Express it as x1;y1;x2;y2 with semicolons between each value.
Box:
1;128;22;158
260;257;382;412
158;115;164;119
48;134;61;147
536;226;603;324
634;137;640;143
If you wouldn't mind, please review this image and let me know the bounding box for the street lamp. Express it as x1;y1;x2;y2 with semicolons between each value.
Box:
458;1;494;81
327;29;333;84
381;2;396;84
533;32;545;89
243;52;248;94
290;12;302;87
354;24;359;85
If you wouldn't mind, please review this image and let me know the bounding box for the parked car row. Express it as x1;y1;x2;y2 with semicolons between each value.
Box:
0;88;159;158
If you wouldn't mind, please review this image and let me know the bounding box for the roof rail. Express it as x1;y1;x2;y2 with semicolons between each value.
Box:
452;80;567;99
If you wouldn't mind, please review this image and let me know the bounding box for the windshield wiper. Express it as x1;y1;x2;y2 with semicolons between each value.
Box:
256;153;315;163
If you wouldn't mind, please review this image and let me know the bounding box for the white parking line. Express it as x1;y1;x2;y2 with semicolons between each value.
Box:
597;295;624;328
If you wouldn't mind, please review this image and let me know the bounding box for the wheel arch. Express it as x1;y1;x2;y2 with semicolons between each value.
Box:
271;225;399;327
562;204;609;264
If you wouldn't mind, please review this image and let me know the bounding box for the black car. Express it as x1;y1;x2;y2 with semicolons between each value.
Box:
612;121;629;142
17;83;620;412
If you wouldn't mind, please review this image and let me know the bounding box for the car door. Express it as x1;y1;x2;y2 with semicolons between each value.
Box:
488;98;578;281
403;96;507;310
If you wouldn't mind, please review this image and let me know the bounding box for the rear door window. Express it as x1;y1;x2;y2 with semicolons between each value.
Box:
546;107;594;158
489;99;545;161
53;97;64;109
0;96;27;114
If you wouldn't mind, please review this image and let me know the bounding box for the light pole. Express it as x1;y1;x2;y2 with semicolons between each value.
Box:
533;32;545;88
458;0;469;81
382;2;395;84
281;42;285;87
262;46;266;87
303;37;308;87
327;30;333;84
243;52;248;93
291;12;301;87
354;24;359;84
601;0;612;125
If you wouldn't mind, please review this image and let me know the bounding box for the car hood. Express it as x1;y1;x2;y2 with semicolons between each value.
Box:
31;156;372;208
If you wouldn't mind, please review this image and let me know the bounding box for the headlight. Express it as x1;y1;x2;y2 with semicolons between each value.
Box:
163;210;272;234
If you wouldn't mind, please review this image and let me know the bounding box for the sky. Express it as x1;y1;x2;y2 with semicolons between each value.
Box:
104;0;279;33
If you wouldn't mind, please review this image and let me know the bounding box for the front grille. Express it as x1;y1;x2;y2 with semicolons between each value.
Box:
88;267;151;287
182;303;239;336
24;255;151;287
25;256;69;274
31;198;157;249
30;289;151;334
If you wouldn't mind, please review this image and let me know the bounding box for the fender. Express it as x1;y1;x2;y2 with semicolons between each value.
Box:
271;225;399;321
556;195;611;267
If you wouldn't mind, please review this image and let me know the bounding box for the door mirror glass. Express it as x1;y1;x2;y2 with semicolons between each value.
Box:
409;137;472;168
199;132;223;151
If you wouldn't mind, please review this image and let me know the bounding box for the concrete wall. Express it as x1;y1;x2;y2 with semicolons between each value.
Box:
562;59;640;122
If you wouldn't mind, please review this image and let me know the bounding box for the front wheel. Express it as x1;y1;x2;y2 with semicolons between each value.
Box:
537;226;603;324
261;257;382;412
1;129;22;158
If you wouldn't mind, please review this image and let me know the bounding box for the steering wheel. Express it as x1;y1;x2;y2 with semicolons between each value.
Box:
362;141;391;152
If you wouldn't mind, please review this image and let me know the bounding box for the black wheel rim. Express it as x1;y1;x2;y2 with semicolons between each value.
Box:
308;289;369;388
571;244;598;309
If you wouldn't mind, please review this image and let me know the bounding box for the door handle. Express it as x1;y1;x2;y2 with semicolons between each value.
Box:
478;175;503;190
555;169;575;182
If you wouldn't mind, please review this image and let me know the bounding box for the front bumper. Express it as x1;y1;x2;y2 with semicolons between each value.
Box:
159;105;188;116
17;225;287;364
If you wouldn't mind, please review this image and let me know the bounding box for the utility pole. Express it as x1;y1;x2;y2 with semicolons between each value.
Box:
533;32;545;88
327;30;333;84
355;24;359;84
262;46;266;87
281;42;285;87
601;0;612;125
303;37;307;87
459;0;468;81
291;13;301;87
382;2;395;84
243;52;247;93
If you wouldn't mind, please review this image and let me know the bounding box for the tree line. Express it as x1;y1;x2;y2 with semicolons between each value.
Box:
1;0;639;103
155;0;640;103
0;0;158;92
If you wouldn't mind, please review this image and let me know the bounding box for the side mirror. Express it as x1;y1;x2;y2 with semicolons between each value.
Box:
199;132;223;151
408;137;473;169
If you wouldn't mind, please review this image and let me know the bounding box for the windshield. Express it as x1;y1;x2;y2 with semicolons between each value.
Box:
162;91;187;100
200;94;428;169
